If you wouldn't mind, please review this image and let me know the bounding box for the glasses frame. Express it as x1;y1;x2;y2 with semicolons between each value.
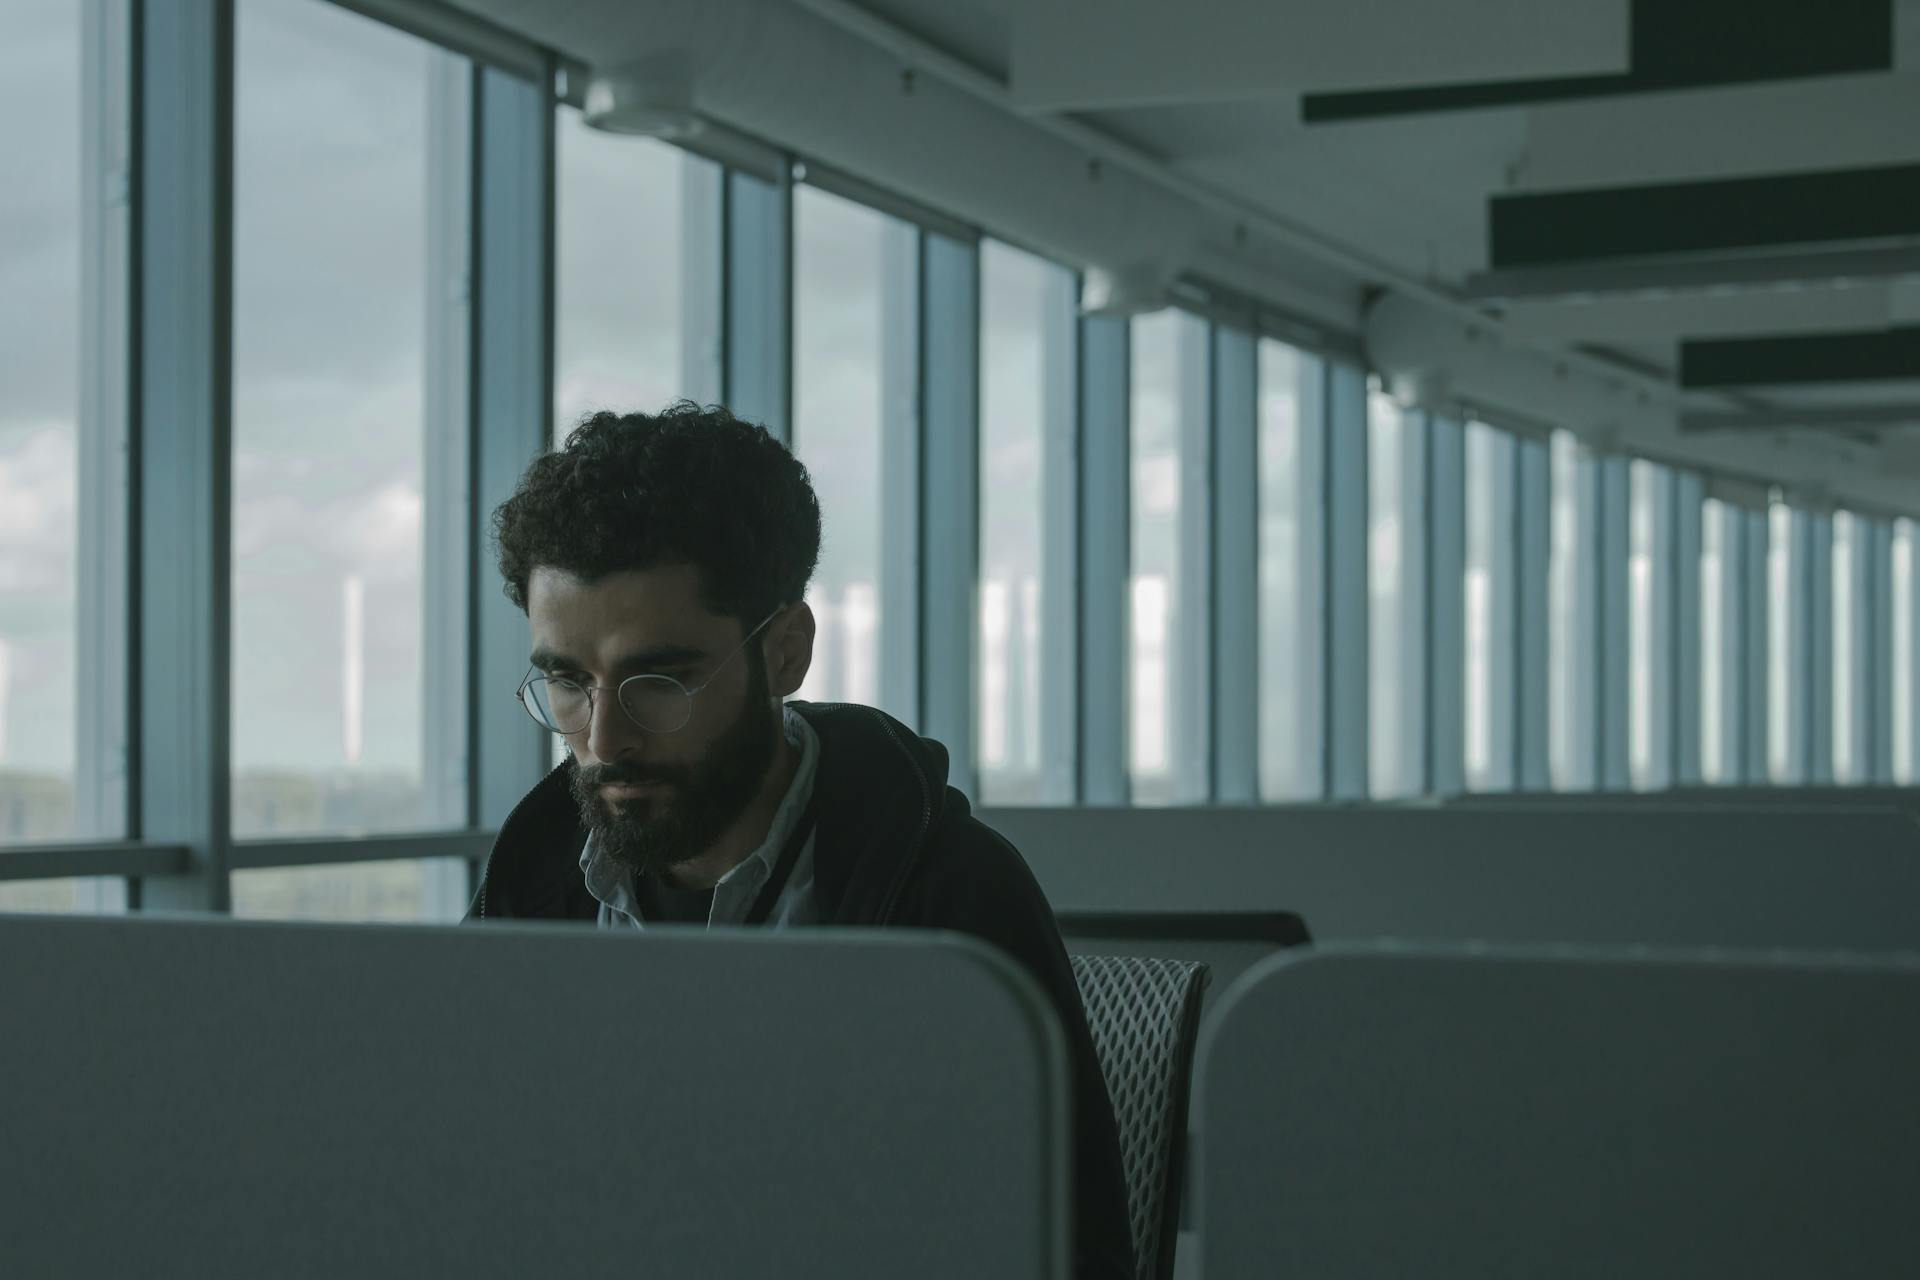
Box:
516;606;786;736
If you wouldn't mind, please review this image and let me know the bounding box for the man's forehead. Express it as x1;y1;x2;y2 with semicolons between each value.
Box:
526;565;725;657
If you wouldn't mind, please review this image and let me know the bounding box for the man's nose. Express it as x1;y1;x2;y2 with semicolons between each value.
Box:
583;687;644;765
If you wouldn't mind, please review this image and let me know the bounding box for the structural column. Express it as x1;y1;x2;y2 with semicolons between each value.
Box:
1323;363;1369;800
1076;315;1129;805
918;232;978;792
1427;415;1466;796
470;62;556;831
1671;471;1704;785
1210;327;1259;804
1514;434;1551;790
1595;454;1631;791
137;0;234;912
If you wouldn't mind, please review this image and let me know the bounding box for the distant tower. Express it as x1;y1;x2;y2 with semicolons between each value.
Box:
343;574;365;767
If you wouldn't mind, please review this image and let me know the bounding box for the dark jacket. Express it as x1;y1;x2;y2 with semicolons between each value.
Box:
466;700;1137;1280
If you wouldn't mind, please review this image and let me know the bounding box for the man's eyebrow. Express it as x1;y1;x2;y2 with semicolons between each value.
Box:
529;643;710;672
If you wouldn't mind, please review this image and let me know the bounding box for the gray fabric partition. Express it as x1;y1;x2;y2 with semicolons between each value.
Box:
0;915;1070;1280
984;805;1920;950
1196;944;1920;1279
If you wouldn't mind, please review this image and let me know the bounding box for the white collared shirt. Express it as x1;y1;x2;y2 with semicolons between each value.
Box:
578;707;822;929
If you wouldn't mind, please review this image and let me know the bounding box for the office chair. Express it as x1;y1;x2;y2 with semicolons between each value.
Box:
1070;954;1211;1280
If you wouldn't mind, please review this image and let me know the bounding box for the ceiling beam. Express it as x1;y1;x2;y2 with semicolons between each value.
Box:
1304;0;1891;121
1489;165;1920;270
1681;404;1920;431
1681;327;1920;388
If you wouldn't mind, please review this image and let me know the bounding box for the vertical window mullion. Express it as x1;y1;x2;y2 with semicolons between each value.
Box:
1324;363;1369;801
135;0;234;911
470;62;556;831
722;167;791;443
1428;415;1465;797
1515;433;1551;790
1596;454;1630;791
1210;328;1258;805
1076;312;1128;805
1672;473;1703;786
918;232;976;789
1806;511;1835;783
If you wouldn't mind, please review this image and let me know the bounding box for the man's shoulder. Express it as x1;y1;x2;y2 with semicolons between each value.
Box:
897;797;1058;932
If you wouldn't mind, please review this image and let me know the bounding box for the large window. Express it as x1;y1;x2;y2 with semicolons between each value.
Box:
1464;421;1517;791
2;0;95;848
554;114;717;434
976;241;1074;804
1127;310;1209;805
229;0;468;920
1368;387;1425;798
1258;338;1319;800
0;0;128;916
231;857;469;922
791;185;919;721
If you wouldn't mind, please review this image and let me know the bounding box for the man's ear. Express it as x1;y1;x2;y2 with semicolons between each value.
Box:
765;602;815;699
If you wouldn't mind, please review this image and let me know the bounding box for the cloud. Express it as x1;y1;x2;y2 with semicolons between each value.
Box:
0;424;76;595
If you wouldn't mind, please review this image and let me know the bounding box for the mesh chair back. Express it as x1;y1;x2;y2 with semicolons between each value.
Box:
1070;954;1211;1280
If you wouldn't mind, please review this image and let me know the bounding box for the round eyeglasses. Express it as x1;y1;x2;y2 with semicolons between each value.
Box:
516;608;783;736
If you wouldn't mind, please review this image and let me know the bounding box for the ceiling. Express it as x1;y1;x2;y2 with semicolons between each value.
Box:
449;0;1920;493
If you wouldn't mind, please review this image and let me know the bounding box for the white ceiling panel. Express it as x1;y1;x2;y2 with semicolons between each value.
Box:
1009;0;1628;112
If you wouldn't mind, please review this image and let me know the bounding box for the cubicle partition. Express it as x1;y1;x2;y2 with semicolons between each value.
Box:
986;805;1920;951
1195;944;1920;1278
0;915;1071;1280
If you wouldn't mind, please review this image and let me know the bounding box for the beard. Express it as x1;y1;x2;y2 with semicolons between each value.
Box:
570;659;781;879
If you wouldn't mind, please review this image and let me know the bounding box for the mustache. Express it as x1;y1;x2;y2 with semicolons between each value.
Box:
574;761;688;788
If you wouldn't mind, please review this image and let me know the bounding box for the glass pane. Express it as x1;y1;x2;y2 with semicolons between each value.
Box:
1896;520;1915;783
1367;387;1424;798
555;115;710;435
1258;338;1314;800
1;0;85;843
232;0;457;837
1700;498;1731;783
231;857;468;922
1127;311;1206;806
1627;460;1672;791
977;241;1073;805
1548;431;1594;790
1767;501;1798;782
0;877;126;914
1464;422;1516;792
792;185;917;721
1832;512;1863;783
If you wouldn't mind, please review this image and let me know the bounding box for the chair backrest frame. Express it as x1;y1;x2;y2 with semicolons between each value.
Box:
1071;952;1211;1280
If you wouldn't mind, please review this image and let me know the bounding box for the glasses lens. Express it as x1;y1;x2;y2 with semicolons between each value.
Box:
524;676;590;734
619;674;694;732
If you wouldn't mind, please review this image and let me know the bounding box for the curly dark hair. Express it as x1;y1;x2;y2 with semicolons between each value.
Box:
492;402;822;624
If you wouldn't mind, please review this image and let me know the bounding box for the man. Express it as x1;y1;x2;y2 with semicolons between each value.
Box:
467;403;1136;1280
